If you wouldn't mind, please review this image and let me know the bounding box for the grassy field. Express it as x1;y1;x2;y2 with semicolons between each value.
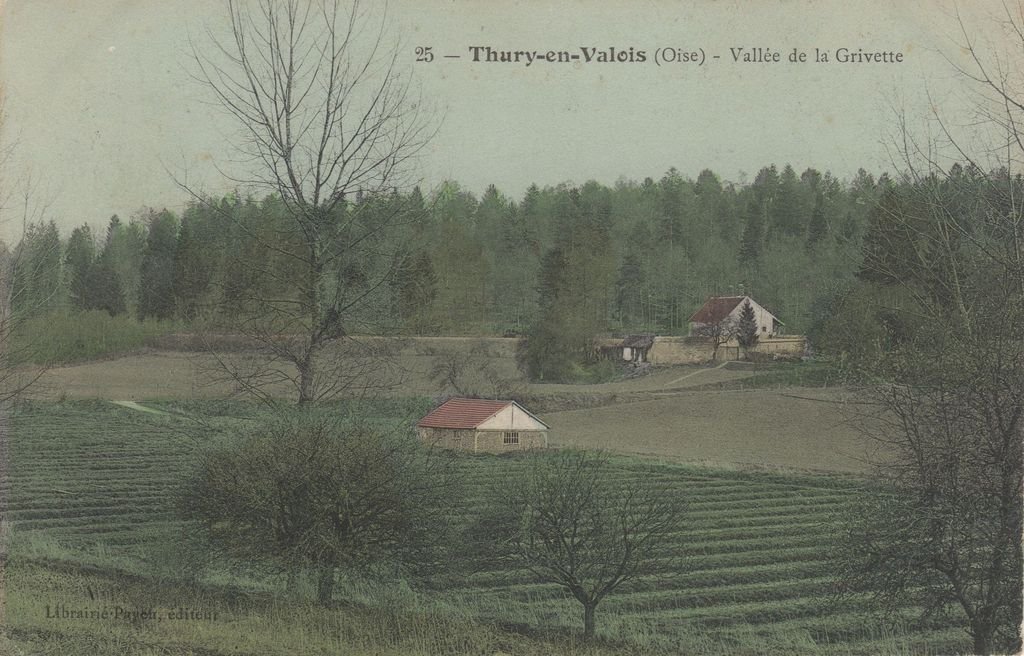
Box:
31;352;864;472
2;401;968;655
34;343;760;401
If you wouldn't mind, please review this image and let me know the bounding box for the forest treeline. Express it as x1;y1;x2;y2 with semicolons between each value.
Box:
11;164;886;339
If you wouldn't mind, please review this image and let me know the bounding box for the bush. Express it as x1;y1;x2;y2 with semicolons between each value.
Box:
11;310;176;365
180;410;460;605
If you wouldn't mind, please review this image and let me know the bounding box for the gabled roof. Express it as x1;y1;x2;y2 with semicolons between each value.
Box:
418;398;510;429
689;296;746;324
688;296;781;324
418;398;549;430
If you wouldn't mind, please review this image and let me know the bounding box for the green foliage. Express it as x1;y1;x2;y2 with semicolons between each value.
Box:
738;196;764;263
830;165;1024;654
11;310;175;364
181;411;459;604
102;214;146;315
6;401;972;654
516;309;580;382
64;224;95;311
11;220;63;316
12;163;880;338
391;250;438;335
736;300;759;352
138;209;180;320
63;222;127;316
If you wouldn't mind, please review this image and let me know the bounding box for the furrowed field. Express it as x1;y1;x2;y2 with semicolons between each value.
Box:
2;401;970;655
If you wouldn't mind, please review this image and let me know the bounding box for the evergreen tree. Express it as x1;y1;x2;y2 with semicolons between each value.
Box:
64;225;96;312
736;299;759;354
138;209;179;321
658;168;686;248
770;164;804;238
805;195;828;250
87;256;127;316
11;220;63;316
738;197;764;263
391;250;438;334
103;215;146;315
615;251;645;328
173;208;215;319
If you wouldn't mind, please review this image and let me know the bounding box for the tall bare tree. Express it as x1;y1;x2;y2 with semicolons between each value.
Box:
189;0;435;405
834;8;1024;654
0;92;59;629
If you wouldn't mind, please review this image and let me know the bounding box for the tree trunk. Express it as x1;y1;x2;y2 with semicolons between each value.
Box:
972;623;992;655
285;568;299;597
316;564;335;606
583;602;597;640
297;352;316;406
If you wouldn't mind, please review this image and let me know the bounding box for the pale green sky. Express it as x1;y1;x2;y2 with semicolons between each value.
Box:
0;0;1012;237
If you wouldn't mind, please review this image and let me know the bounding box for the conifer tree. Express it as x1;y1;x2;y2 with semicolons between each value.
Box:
738;197;764;263
736;299;759;355
138;210;179;321
64;225;95;312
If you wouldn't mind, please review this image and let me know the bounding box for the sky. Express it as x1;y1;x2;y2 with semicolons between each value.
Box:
0;0;1014;238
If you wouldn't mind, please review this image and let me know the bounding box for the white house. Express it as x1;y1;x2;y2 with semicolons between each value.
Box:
688;296;783;337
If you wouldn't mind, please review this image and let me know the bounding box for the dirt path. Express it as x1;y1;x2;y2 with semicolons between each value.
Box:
662;359;744;388
111;400;170;415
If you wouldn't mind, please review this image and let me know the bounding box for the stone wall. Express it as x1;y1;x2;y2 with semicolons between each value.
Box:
417;427;476;450
417;427;548;452
600;335;807;365
474;429;547;452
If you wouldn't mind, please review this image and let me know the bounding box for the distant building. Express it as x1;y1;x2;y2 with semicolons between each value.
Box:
689;296;783;337
416;397;549;452
620;334;655;363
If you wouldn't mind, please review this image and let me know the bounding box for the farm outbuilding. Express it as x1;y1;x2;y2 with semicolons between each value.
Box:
620;334;655;363
416;397;549;452
689;296;784;337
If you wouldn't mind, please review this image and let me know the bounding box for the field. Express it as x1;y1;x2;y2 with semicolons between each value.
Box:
1;401;969;655
33;341;760;401
30;348;868;474
546;389;872;473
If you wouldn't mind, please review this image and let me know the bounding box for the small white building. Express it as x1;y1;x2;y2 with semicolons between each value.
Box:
416;398;549;452
688;296;783;337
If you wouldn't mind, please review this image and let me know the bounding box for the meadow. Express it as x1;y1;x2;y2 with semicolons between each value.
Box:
1;400;970;655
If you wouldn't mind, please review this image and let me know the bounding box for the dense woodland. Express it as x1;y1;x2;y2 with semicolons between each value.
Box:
10;163;884;342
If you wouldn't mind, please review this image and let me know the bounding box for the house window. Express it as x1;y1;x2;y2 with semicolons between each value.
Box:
503;431;520;445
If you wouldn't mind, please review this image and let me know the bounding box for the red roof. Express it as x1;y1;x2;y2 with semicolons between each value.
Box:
417;398;513;429
689;296;745;324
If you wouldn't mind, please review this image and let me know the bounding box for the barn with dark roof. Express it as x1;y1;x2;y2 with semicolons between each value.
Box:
416;397;549;452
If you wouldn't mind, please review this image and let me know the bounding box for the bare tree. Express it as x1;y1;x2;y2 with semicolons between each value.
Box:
476;450;685;640
426;340;524;400
0;96;56;401
187;0;436;405
0;93;59;628
833;9;1024;654
692;316;736;362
